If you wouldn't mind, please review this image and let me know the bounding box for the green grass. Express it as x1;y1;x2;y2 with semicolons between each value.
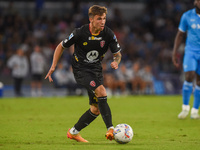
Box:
0;95;200;150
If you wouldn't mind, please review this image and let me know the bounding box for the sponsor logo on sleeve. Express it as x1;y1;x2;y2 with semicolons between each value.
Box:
69;33;74;40
64;39;68;43
113;34;117;42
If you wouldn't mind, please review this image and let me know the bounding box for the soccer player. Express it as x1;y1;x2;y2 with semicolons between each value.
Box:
172;0;200;119
45;5;122;142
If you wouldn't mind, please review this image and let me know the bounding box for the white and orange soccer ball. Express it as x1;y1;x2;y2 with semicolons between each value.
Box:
113;123;133;144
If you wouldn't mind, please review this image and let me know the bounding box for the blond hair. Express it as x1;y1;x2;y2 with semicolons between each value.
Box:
88;5;107;18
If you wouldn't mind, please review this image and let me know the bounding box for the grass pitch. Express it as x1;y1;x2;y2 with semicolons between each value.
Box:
0;95;200;150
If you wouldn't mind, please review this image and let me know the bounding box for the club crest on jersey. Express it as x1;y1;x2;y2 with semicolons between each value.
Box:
100;40;105;48
90;81;96;87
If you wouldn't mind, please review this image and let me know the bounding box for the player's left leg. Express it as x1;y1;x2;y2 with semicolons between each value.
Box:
95;85;114;140
191;73;200;119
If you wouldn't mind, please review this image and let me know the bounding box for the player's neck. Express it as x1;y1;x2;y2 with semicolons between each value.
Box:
89;23;100;35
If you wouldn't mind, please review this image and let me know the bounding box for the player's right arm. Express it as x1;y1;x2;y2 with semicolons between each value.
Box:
172;12;187;68
45;29;77;82
45;42;64;82
172;30;185;68
45;29;78;82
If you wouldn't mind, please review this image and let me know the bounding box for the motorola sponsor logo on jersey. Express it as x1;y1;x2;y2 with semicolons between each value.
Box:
84;50;99;63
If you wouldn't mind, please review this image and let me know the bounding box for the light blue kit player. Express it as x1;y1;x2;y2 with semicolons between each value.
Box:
172;0;200;119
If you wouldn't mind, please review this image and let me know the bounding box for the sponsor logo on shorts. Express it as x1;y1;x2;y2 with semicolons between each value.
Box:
90;81;96;87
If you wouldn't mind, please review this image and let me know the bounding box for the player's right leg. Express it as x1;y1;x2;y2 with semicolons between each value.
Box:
178;104;190;119
67;92;101;142
179;54;196;119
67;72;100;142
178;77;194;119
67;128;88;142
67;105;99;142
178;79;193;119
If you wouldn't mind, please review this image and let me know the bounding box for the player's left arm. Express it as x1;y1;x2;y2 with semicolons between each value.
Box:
111;52;122;69
108;28;122;69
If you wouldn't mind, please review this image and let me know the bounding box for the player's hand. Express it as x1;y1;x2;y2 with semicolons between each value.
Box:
172;52;180;68
45;67;55;82
110;61;118;69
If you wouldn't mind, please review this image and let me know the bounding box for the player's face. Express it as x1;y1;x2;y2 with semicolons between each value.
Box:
91;13;106;31
194;0;200;13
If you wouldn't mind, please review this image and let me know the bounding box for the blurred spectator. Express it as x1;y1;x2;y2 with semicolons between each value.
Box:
53;63;82;95
115;63;132;95
30;45;46;97
53;63;68;87
0;43;6;72
102;62;116;96
140;65;154;94
7;49;29;97
131;62;146;94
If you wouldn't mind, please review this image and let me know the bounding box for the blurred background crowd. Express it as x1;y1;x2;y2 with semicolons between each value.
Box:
0;0;193;97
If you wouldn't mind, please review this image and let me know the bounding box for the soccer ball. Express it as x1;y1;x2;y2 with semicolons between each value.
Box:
113;123;133;144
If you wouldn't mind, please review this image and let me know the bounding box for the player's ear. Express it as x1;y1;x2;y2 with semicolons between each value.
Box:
89;17;93;23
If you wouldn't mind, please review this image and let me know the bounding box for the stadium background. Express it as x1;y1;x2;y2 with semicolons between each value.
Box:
0;0;193;97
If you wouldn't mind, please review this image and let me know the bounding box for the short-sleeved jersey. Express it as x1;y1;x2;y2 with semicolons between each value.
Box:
179;8;200;53
62;24;121;73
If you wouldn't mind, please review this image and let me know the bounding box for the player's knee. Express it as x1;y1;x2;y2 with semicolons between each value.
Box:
185;71;195;82
90;105;100;115
95;85;107;97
